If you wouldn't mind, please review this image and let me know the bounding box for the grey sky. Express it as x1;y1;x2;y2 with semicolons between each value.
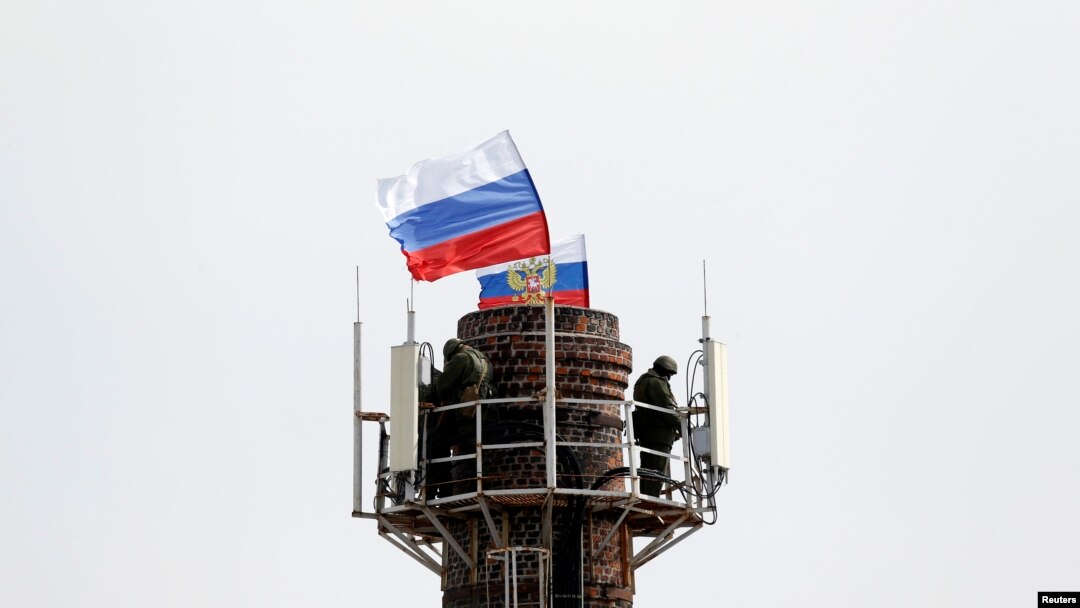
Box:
1;2;1077;606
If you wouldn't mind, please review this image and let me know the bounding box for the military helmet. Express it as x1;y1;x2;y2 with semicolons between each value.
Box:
653;355;678;375
443;338;465;359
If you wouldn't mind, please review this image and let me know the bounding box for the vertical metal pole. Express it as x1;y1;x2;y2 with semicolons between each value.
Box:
702;259;708;317
539;551;547;608
504;552;511;608
545;297;556;489
476;398;483;494
543;298;557;596
700;314;712;498
353;321;363;514
579;528;585;607
405;304;418;498
681;414;693;508
511;548;519;608
420;409;429;501
624;401;639;496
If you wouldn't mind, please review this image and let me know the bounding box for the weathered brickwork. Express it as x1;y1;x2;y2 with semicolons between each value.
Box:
458;306;632;400
442;305;635;608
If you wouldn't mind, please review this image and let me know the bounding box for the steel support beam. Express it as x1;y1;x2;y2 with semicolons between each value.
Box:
376;515;443;576
420;506;475;570
633;524;702;570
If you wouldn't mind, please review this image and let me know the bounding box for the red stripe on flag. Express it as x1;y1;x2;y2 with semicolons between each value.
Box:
551;289;590;308
478;289;590;310
404;211;550;282
476;294;521;309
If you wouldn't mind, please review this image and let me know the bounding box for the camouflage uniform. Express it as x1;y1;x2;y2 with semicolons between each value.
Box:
427;344;494;497
435;345;494;405
632;368;680;496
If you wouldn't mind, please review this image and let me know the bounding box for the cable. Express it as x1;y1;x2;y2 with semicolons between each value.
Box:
680;349;725;520
684;350;703;407
419;341;434;363
667;390;724;524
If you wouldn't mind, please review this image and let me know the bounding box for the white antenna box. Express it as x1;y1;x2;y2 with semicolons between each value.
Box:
703;339;730;469
389;343;419;472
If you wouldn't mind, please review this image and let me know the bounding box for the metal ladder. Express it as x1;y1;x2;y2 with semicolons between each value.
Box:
485;546;550;608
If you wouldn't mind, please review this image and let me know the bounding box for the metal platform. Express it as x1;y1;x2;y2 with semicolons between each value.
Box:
357;485;712;576
354;396;723;577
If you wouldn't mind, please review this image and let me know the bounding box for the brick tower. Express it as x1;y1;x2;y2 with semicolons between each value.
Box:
446;306;634;608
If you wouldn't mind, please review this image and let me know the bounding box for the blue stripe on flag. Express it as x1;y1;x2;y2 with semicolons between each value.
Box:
478;261;589;298
386;169;542;252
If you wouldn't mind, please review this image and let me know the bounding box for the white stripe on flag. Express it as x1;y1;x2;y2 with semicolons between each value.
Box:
475;234;586;278
375;131;526;222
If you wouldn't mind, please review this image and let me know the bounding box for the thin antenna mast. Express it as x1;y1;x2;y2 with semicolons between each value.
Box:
353;267;363;514
702;259;708;317
406;280;416;343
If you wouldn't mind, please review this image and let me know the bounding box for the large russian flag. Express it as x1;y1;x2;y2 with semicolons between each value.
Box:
375;131;551;282
475;234;590;310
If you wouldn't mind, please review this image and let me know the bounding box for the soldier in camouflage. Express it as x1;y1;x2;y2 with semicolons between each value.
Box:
632;355;681;496
435;338;494;405
425;338;495;498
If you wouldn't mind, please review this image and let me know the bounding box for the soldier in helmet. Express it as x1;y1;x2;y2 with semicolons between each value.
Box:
434;338;494;406
425;338;495;497
632;355;681;496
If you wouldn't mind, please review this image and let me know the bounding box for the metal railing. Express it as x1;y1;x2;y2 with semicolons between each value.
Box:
372;396;710;515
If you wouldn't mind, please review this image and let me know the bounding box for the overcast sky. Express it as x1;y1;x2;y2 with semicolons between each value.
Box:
2;2;1078;607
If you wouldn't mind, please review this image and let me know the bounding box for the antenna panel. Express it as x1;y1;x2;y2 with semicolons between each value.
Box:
389;343;419;472
703;340;730;469
418;352;432;385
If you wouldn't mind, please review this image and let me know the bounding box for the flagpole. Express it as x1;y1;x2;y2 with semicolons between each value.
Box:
544;293;555;489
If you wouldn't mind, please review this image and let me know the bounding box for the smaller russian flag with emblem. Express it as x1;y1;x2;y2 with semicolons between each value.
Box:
475;234;590;310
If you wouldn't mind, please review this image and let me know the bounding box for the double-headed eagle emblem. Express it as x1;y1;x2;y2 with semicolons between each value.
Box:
506;257;556;305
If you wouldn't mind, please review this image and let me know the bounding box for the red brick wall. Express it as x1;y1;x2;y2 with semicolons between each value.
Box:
441;305;634;608
458;306;632;400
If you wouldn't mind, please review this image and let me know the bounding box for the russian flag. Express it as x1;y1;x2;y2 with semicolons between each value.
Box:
475;234;590;310
375;131;551;282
